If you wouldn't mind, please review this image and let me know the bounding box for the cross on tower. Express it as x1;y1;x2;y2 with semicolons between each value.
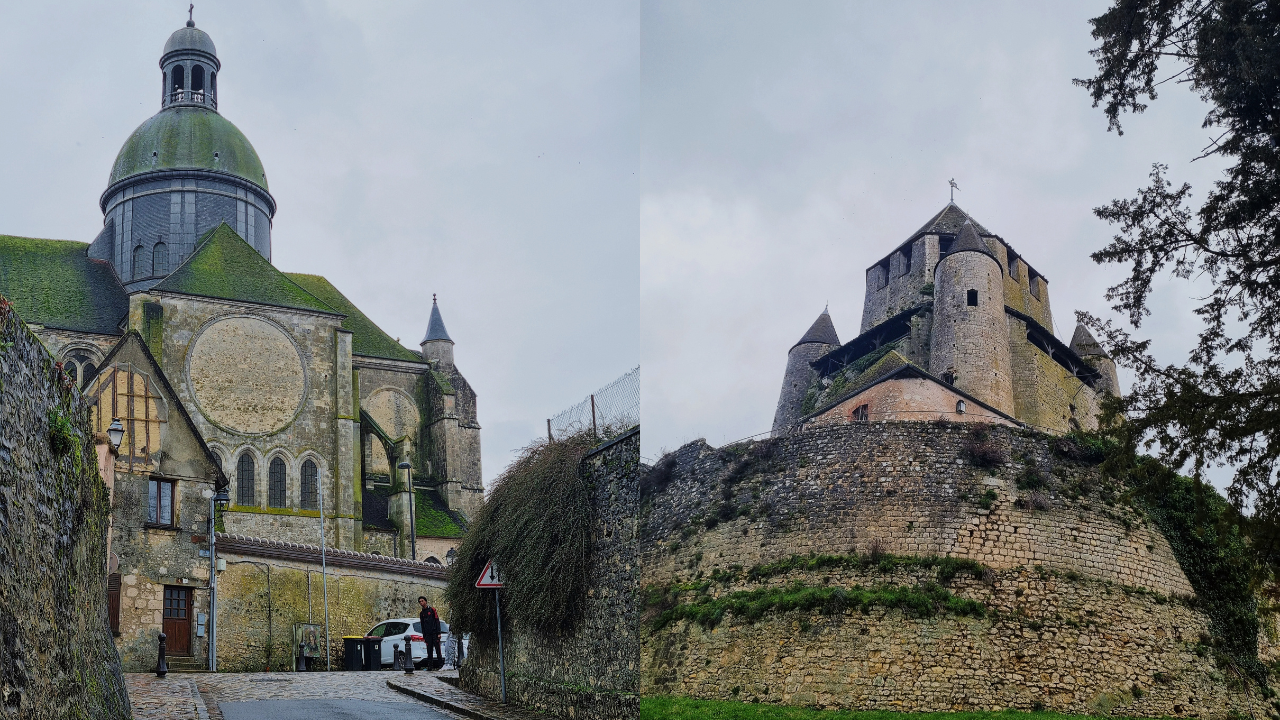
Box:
188;4;194;25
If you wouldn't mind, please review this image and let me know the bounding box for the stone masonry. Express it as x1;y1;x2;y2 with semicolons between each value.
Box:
0;300;130;719
462;428;640;720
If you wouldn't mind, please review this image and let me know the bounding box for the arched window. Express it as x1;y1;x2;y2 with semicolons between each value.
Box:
236;453;255;506
211;452;223;472
268;457;287;508
967;289;979;307
132;245;146;279
171;65;185;92
191;65;204;92
152;242;169;276
301;459;319;510
80;362;98;388
64;361;79;386
210;71;216;100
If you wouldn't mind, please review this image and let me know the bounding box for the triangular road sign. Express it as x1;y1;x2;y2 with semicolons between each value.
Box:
475;560;504;588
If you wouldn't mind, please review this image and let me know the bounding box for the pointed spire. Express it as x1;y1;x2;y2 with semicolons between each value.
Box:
793;308;840;349
1070;323;1107;358
422;294;453;344
943;220;999;265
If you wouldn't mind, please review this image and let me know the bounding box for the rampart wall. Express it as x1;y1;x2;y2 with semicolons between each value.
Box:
638;422;1263;717
0;300;130;719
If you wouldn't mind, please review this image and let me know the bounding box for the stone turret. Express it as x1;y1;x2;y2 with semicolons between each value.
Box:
929;221;1015;416
420;295;454;367
1070;324;1120;397
772;308;840;436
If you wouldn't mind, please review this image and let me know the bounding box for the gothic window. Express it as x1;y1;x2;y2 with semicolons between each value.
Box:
268;457;287;508
133;245;146;279
301;460;319;510
85;363;167;474
237;453;255;506
148;478;175;526
152;242;169;276
967;289;978;306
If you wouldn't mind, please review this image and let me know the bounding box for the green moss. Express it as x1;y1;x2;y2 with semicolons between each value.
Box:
639;697;1114;719
285;273;422;362
111;107;268;190
415;489;465;538
154;225;336;314
0;235;128;334
431;370;455;394
228;505;321;518
645;579;985;631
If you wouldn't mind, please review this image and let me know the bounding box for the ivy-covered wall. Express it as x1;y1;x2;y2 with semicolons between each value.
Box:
0;297;130;719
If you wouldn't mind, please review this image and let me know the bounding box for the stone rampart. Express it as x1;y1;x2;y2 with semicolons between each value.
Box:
641;423;1191;596
0;299;130;719
461;428;640;720
637;422;1266;716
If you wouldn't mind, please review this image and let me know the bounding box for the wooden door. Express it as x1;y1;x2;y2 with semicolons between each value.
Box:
162;586;192;656
107;573;121;634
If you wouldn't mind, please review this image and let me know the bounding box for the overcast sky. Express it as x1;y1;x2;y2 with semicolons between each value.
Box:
0;1;639;484
0;2;1239;490
639;2;1234;490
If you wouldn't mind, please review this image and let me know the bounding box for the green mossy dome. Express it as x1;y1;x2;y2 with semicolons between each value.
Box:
108;107;268;191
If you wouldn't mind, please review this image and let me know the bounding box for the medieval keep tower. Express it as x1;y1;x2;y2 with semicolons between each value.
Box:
771;202;1118;435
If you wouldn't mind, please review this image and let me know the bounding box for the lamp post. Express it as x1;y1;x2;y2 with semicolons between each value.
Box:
208;486;229;672
398;460;415;562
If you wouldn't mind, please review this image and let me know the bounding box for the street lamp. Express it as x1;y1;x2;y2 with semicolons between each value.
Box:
445;548;457;566
106;418;124;452
398;460;416;562
208;485;229;672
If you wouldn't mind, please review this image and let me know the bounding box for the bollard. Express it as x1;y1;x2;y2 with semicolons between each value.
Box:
392;642;402;671
156;632;169;678
404;638;415;675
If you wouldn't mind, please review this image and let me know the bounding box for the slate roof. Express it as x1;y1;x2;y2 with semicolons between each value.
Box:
153;224;337;314
421;297;452;343
947;221;999;266
0;235;128;335
287;273;423;363
793;309;840;349
1070;324;1108;358
912;202;992;238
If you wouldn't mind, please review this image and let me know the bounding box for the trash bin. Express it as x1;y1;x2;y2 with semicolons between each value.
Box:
362;637;382;671
342;637;364;672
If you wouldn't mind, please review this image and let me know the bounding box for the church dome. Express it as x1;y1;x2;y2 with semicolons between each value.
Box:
107;107;268;191
162;25;217;60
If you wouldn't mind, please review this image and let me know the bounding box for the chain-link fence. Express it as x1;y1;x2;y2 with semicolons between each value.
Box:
548;366;639;441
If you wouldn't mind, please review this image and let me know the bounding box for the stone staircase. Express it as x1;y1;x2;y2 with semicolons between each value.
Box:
164;656;208;673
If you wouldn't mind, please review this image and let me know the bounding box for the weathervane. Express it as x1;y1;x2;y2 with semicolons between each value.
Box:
949;178;960;203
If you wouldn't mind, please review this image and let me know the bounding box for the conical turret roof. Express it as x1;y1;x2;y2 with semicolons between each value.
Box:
1070;324;1108;357
422;295;453;344
792;308;839;349
943;221;999;266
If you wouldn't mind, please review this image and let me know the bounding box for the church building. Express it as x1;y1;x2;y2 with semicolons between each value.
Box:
772;203;1120;436
0;19;481;668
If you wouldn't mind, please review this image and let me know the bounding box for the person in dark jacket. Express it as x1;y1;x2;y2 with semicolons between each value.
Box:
418;596;443;669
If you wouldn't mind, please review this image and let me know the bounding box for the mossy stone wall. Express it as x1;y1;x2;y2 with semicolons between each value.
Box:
0;301;130;719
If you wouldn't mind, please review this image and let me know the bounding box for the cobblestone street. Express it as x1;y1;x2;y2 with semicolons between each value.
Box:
126;670;533;720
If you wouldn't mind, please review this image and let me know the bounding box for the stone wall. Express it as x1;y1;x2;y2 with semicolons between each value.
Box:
643;423;1191;595
0;300;130;719
461;428;640;720
636;422;1269;716
213;536;447;672
644;564;1259;716
1007;315;1104;435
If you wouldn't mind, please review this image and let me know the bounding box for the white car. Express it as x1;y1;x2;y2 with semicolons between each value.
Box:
366;617;452;669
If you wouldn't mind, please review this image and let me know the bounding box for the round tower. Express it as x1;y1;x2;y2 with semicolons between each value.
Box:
89;15;276;292
1070;324;1120;397
928;221;1015;416
772;308;840;436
